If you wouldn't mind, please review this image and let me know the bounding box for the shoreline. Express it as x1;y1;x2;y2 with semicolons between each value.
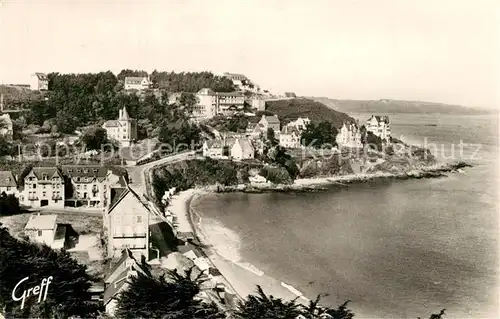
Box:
165;160;473;310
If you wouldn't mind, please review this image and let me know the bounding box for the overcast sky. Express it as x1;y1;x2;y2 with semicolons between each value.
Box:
0;0;498;108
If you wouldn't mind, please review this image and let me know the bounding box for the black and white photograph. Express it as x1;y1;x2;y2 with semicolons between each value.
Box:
0;1;498;318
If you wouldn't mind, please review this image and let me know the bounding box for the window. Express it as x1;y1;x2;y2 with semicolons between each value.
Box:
83;184;87;190
68;169;72;173
43;185;46;189
38;230;42;236
6;177;10;182
136;216;143;223
77;185;81;189
6;187;10;191
32;184;36;189
42;191;46;197
77;169;81;173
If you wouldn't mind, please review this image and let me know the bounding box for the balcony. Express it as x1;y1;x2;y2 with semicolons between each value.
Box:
52;195;63;200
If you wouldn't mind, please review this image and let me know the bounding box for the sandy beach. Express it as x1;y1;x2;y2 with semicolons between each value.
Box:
167;188;311;304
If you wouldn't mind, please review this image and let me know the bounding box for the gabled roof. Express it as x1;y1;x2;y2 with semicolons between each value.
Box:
368;115;390;124
233;138;254;153
0;171;16;187
25;214;57;230
30;167;63;182
106;185;151;216
261;115;280;124
124;77;149;84
33;73;48;80
281;126;300;135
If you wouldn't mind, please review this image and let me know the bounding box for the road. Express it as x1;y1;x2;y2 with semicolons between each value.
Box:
126;150;195;198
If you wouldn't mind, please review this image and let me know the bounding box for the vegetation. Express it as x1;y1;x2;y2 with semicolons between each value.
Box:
81;127;112;151
151;158;261;203
0;193;20;216
301;121;338;148
150;70;236;92
207;115;250;133
115;267;223;319
0;223;98;318
265;98;354;128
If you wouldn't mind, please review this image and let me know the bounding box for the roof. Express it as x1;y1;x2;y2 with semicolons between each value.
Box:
61;165;107;180
0;171;16;187
281;126;300;135
25;214;57;230
103;120;120;128
223;72;247;79
216;92;244;97
117;175;128;187
177;243;203;258
197;88;215;95
108;187;128;213
369;115;390;124
106;185;151;216
120;107;130;120
29;167;63;182
284;92;296;97
103;249;152;305
124;77;148;84
54;224;67;240
246;123;257;131
103;267;129;305
261;115;280;124
234;138;254;152
33;73;48;80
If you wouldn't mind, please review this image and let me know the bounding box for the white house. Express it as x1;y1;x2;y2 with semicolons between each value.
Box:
366;115;391;141
30;73;49;91
279;126;301;149
202;139;225;158
336;122;363;148
124;77;151;91
231;138;254;160
24;214;57;246
286;117;310;131
257;115;280;135
102;107;138;147
104;186;150;260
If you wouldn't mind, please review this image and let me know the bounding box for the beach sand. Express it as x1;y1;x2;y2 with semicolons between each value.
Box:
168;188;310;304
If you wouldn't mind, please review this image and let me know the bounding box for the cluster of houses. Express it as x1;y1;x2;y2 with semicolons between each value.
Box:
0;165;128;209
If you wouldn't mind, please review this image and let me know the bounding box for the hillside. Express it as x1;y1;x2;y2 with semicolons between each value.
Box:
265;98;355;128
311;97;494;115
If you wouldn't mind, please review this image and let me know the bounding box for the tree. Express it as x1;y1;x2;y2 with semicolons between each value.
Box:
0;193;20;216
81;127;109;151
301;121;338;149
266;128;278;146
236;285;302;319
115;267;223;319
0;224;98;318
179;92;198;114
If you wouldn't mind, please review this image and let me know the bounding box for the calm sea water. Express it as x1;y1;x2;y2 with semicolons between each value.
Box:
193;114;499;318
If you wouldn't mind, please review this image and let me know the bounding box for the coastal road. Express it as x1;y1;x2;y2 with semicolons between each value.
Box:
126;150;195;198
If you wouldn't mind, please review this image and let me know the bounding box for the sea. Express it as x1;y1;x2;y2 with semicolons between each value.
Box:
192;113;499;318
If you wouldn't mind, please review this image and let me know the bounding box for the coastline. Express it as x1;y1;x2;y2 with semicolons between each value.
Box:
163;160;473;308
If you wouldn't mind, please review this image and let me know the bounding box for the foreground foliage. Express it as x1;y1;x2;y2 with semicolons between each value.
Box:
115;267;223;319
0;223;97;318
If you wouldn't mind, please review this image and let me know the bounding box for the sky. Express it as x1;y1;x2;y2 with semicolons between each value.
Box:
0;0;498;108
